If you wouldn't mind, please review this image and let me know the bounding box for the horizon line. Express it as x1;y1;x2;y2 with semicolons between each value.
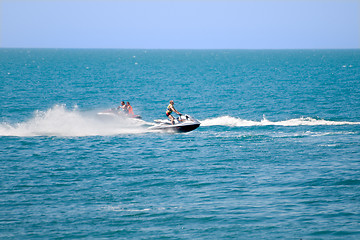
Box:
1;47;360;50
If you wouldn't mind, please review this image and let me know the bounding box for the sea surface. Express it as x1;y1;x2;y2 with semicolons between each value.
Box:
1;49;360;239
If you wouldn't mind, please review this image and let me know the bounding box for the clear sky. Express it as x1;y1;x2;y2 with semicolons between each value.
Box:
1;0;359;49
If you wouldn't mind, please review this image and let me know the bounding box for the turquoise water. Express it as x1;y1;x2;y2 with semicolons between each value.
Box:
1;49;360;239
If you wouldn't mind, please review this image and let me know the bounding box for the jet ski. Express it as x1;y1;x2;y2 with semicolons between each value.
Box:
97;108;142;119
149;114;200;133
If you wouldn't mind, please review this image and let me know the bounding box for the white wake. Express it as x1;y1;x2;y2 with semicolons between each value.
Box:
200;116;360;127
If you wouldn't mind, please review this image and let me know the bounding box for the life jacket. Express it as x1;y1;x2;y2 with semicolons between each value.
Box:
166;104;173;114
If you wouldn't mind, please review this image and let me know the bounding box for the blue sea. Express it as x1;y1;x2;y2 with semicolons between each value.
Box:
1;49;360;239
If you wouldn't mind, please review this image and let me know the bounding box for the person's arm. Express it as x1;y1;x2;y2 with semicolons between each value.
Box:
172;106;181;115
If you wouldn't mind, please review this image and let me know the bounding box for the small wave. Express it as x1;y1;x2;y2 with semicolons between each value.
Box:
200;116;360;127
0;105;149;137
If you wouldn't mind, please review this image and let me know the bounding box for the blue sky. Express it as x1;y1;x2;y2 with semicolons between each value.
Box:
1;0;359;49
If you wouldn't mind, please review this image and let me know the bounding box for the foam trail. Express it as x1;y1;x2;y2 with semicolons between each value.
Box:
200;116;360;127
0;105;149;137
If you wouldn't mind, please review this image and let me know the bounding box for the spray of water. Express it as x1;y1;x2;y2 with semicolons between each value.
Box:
0;105;150;137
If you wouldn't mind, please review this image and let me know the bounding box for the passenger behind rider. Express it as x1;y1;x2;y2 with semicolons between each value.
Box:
166;100;181;125
126;102;134;117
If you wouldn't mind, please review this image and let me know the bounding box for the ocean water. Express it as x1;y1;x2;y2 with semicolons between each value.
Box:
1;49;360;239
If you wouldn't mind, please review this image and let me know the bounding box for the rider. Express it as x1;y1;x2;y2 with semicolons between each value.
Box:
166;100;181;125
117;101;126;112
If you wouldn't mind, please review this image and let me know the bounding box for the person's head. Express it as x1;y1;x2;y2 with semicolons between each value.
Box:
170;100;174;105
127;102;130;105
121;101;125;105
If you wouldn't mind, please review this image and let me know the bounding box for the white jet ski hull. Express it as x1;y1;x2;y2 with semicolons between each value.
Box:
97;109;142;119
149;115;200;133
